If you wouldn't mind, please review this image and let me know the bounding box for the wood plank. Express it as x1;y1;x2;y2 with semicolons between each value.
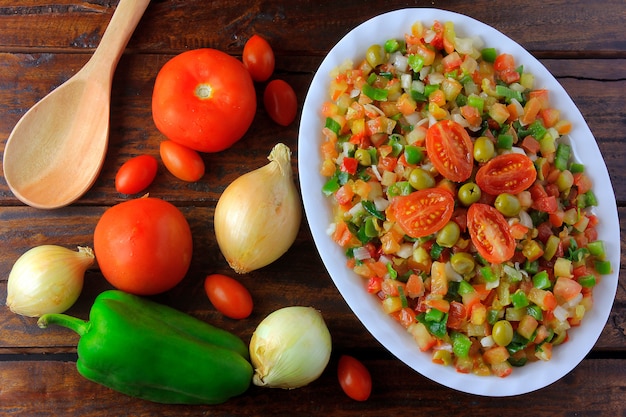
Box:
0;1;625;55
0;358;624;416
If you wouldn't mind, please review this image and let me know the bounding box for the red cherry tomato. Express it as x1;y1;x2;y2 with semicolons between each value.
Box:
263;79;297;126
159;140;205;182
476;153;537;195
243;34;275;82
94;198;193;295
115;155;158;194
467;203;515;263
152;48;256;153
425;119;473;182
337;355;372;401
390;188;454;238
204;274;253;319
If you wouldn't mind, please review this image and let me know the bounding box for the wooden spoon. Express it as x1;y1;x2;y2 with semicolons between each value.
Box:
2;0;151;209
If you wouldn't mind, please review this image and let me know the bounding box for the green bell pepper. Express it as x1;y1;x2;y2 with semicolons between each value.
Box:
37;290;253;404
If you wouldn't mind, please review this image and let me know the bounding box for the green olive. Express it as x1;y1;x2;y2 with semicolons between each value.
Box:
494;193;521;217
457;182;482;206
354;148;372;166
473;136;495;163
450;252;476;275
436;221;460;248
492;320;514;346
408;168;435;190
365;44;385;68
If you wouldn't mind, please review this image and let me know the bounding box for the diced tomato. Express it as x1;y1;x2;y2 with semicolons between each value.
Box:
340;157;358;175
408;322;436;351
521;136;541;154
447;301;467;329
553;277;583;304
367;276;383;294
335;184;354;205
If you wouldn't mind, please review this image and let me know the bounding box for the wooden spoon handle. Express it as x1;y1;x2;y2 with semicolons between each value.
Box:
87;0;151;76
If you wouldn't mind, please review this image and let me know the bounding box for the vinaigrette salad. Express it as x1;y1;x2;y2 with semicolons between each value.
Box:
319;20;612;377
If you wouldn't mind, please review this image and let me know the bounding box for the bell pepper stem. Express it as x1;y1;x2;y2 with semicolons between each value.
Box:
37;313;90;336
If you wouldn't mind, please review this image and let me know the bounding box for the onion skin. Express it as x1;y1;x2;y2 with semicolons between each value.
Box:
214;143;302;273
249;306;332;389
6;245;94;317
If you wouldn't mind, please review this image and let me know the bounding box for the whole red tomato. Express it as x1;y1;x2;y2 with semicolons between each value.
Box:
94;197;193;295
152;48;256;153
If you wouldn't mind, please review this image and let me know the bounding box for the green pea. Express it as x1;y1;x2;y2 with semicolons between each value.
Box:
494;193;521;217
355;148;372;166
450;252;476;275
436;221;460;248
365;44;385;68
408;168;435;190
474;136;495;163
457;182;482;206
492;320;514;346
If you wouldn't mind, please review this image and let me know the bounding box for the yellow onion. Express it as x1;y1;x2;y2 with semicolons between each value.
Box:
249;306;332;389
6;245;94;317
214;143;301;273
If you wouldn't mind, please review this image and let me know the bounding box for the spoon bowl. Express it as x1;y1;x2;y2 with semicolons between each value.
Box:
2;0;151;209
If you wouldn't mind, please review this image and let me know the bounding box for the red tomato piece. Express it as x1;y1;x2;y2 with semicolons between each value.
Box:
390;188;455;238
115;155;158;195
263;79;298;126
243;34;275;82
159;140;205;182
204;274;253;319
425;119;473;182
94;198;193;295
467;203;515;264
337;355;372;401
152;48;256;152
475;153;537;195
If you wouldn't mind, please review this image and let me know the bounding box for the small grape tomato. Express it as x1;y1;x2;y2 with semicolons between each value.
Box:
467;203;515;263
390;188;455;238
115;154;158;195
337;355;372;401
159;140;205;182
243;34;275;82
263;79;298;126
204;274;253;319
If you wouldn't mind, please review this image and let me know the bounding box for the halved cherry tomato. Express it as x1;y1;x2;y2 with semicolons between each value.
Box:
467;203;515;263
390;188;454;238
115;155;158;195
263;79;298;126
243;34;275;82
204;274;253;319
425;119;473;182
337;355;372;401
152;48;256;152
159;140;205;182
475;153;537;195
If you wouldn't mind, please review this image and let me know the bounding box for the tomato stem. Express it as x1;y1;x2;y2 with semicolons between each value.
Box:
195;83;213;100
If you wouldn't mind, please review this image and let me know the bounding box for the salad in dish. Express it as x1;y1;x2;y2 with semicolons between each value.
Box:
318;19;612;377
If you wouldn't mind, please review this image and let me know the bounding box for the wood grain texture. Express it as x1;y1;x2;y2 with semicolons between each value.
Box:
0;0;624;415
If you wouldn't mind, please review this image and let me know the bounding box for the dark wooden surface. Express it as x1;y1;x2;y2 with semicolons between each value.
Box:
1;1;625;416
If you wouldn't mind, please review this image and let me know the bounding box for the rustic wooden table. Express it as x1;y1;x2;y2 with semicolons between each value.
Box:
0;1;624;416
